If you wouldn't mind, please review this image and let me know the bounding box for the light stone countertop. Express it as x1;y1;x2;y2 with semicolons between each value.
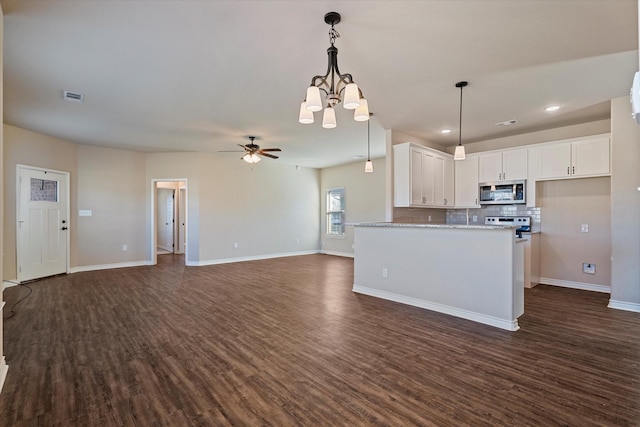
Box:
347;222;515;230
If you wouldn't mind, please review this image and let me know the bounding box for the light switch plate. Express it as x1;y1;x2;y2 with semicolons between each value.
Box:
79;209;92;217
581;224;589;233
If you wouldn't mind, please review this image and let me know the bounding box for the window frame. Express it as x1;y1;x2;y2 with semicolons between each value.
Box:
326;187;346;238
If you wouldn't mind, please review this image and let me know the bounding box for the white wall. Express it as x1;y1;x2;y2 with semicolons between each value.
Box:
320;158;386;256
610;96;640;310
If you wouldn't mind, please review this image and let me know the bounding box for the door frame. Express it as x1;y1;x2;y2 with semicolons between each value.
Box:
150;179;188;265
16;164;71;282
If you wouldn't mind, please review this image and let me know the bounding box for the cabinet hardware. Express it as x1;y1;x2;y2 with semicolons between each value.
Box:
572;166;575;175
567;166;570;175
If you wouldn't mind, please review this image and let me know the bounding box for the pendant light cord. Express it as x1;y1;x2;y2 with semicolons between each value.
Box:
367;119;371;160
458;84;463;147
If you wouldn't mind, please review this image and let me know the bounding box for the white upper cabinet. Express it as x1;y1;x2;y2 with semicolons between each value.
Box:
478;149;527;182
394;143;454;208
454;155;479;208
537;135;610;180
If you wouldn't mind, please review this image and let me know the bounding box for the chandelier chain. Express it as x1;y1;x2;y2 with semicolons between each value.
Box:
329;27;340;45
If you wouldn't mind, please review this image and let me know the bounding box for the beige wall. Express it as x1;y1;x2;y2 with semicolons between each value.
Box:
538;177;611;287
146;152;321;265
76;145;146;267
610;96;640;308
320;158;386;256
448;119;611;154
3;125;79;280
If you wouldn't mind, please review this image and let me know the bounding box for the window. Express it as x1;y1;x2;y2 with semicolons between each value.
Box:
326;188;345;236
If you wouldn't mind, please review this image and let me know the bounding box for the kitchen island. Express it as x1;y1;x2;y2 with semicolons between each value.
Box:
352;223;525;331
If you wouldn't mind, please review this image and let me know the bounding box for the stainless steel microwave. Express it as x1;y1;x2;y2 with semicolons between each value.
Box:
479;180;526;205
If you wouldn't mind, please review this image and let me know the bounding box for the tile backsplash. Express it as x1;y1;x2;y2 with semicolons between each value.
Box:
446;205;542;232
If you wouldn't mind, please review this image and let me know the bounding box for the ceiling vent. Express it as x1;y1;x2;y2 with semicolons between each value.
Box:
62;90;84;103
495;119;518;126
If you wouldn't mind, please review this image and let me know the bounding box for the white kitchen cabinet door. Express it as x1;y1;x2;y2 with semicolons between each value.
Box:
478;152;502;183
422;152;436;205
502;149;528;181
410;148;424;205
479;149;527;182
443;157;454;206
538;142;572;179
454;155;479;208
572;136;610;177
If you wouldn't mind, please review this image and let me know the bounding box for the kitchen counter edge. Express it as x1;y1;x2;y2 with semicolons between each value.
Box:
347;222;514;230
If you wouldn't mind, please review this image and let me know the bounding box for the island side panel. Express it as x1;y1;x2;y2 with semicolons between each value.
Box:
353;226;520;330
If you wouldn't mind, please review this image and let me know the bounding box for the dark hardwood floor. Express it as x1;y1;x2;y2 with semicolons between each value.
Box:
1;254;638;426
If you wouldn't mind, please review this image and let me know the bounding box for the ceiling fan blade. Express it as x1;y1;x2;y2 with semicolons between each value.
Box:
260;148;281;152
238;144;249;150
260;152;279;159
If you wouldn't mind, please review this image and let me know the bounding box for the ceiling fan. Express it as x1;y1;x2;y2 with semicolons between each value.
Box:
220;136;281;163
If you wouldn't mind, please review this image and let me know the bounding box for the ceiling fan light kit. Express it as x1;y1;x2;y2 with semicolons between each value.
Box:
298;12;370;128
229;136;281;164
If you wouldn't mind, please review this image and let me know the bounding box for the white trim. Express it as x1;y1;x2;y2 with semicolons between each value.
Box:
150;179;189;266
538;277;610;293
352;285;520;332
608;300;640;313
192;250;320;267
320;250;354;258
0;356;8;394
69;260;151;274
3;281;19;289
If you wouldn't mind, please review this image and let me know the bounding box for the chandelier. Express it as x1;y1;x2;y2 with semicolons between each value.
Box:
298;12;370;128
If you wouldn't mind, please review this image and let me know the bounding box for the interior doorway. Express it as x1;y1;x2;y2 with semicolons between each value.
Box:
16;165;70;282
153;180;187;263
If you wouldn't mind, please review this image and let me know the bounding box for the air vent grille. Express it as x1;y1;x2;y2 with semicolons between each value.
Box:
62;90;84;103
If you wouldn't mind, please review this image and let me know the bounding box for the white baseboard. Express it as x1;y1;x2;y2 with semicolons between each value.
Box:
320;250;354;258
192;250;320;267
352;285;520;332
538;277;611;293
69;260;151;273
608;299;640;313
0;356;8;395
3;281;20;290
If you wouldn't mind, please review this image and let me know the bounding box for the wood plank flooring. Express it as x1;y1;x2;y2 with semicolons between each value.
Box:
1;254;638;426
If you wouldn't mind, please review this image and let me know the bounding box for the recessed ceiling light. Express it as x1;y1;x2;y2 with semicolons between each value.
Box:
440;129;452;134
545;105;560;112
495;119;518;126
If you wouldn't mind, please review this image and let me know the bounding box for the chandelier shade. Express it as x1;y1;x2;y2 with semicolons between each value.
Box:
298;12;370;128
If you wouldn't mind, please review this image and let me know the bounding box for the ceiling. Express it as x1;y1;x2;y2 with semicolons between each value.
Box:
1;0;638;169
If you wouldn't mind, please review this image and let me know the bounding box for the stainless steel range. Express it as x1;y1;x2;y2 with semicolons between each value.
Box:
485;216;531;236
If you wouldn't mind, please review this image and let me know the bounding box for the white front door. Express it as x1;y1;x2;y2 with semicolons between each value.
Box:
17;166;69;282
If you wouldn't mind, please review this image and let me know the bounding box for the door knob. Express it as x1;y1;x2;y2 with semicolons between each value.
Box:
61;227;68;230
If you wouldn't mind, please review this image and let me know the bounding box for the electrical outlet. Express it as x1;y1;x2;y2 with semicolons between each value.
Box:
122;244;127;251
472;215;478;222
233;242;238;249
582;263;596;274
296;238;300;244
382;268;388;278
581;224;589;233
428;215;432;222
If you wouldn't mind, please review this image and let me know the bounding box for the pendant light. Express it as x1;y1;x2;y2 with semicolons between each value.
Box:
454;81;468;160
364;113;374;173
